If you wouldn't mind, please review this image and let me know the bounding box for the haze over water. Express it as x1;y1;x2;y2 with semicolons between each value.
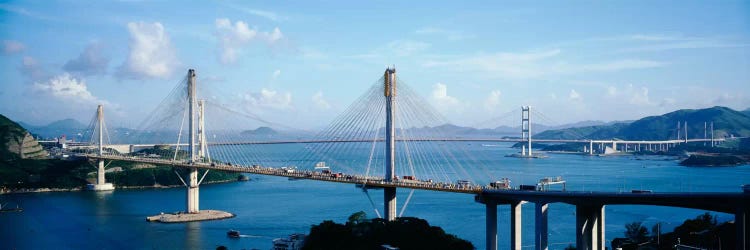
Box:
2;142;748;250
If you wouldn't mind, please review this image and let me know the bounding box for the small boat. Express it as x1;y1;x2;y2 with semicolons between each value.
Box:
0;202;22;213
227;230;240;238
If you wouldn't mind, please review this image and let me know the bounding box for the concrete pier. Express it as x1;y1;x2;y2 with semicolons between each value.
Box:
486;201;498;250
511;201;523;250
87;105;114;191
187;69;199;214
738;208;747;250
146;210;234;223
576;204;605;250
384;187;397;221
384;67;397;221
535;203;548;250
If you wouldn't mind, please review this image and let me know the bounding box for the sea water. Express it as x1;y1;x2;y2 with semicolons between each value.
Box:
1;142;748;250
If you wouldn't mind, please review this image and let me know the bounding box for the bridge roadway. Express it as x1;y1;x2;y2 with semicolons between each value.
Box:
83;154;484;194
73;137;726;154
84;154;747;250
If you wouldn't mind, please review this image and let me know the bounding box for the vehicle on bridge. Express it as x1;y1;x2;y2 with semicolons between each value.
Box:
489;178;511;189
456;180;471;187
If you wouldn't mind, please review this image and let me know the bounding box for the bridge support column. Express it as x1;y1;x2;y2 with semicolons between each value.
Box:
738;208;747;250
589;141;593;155
510;201;524;250
186;68;200;214
187;168;199;213
535;202;548;250
384;187;397;221
87;104;114;191
383;67;397;221
486;201;498;250
576;204;604;250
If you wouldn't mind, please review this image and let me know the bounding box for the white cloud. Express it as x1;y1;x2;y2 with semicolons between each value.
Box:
484;90;501;111
569;89;581;101
32;73;106;104
578;59;667;72
63;42;109;75
268;27;283;43
215;18;284;64
272;69;281;79
245;9;282;21
225;4;287;22
386;40;431;57
607;86;617;96
415;27;471;41
312;91;331;110
422;49;666;79
118;22;180;79
0;3;53;21
432;82;460;106
3;40;25;54
20;56;46;80
628;86;651;105
241;88;292;110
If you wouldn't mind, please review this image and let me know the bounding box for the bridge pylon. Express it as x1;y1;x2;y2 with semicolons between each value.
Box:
384;67;397;221
187;69;200;213
87;104;115;191
519;106;537;157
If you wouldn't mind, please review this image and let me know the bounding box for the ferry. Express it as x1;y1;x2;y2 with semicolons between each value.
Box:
227;230;240;238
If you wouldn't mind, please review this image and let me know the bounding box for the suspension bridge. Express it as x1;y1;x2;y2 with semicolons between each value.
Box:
74;68;746;250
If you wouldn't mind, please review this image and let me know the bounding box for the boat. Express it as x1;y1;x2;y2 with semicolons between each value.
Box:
0;202;23;213
227;230;240;238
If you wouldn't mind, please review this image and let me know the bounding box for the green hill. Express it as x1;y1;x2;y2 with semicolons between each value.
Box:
0;114;47;159
536;106;750;140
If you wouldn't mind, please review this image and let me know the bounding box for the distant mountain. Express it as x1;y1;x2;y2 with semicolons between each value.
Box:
743;108;750;117
241;126;279;137
20;118;87;140
536;106;750;140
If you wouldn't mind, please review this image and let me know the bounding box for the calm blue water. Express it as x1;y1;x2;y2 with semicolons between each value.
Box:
1;142;748;250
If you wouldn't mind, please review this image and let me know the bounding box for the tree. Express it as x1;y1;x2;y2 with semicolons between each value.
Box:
624;221;649;243
347;211;367;225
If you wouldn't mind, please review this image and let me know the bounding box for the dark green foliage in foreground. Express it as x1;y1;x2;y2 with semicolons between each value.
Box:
613;213;736;250
0;157;241;189
303;212;474;250
680;154;745;166
106;161;242;187
0;158;90;189
624;221;649;243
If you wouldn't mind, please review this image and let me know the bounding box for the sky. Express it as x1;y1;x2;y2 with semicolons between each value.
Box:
1;0;749;130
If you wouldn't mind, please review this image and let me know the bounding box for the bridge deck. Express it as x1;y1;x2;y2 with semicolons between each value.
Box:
84;154;748;214
84;154;484;194
477;189;748;214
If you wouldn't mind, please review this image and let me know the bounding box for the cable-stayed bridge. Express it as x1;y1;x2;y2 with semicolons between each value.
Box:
75;68;746;250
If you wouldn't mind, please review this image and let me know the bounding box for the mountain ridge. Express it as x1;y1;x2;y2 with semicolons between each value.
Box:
536;106;750;140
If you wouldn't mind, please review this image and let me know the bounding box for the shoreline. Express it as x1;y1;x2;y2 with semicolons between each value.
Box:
0;179;242;195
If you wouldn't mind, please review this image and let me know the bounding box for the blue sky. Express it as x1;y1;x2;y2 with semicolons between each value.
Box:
1;0;749;129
